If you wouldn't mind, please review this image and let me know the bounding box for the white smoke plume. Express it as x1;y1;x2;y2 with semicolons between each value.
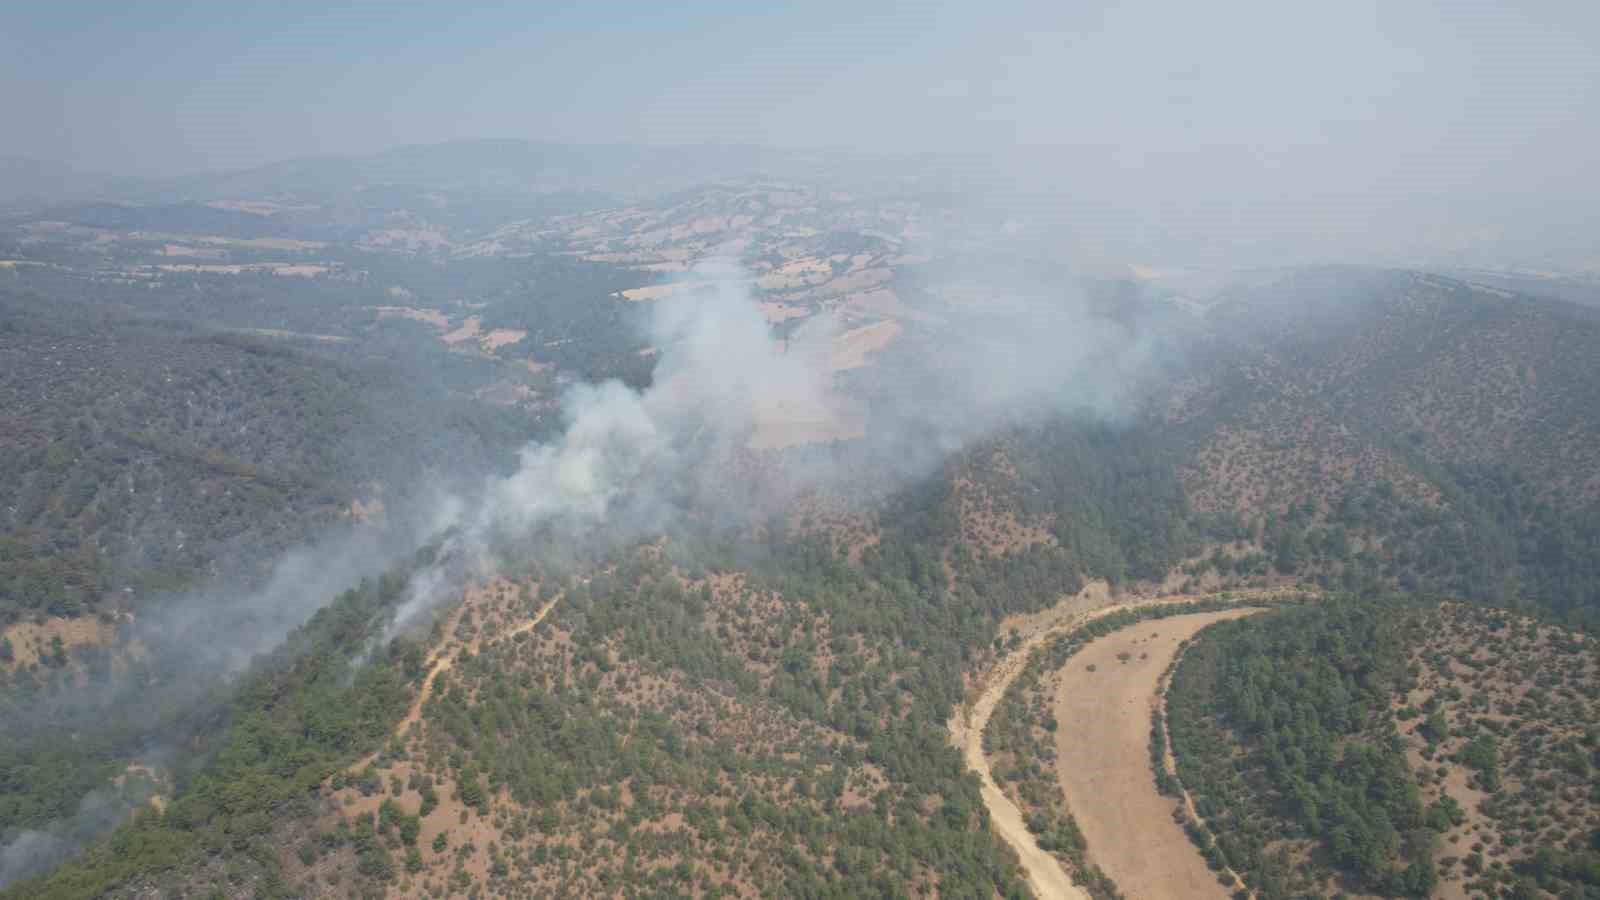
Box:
1;256;1182;885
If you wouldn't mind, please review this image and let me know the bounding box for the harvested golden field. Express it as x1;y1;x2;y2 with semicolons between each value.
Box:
828;320;901;371
975;587;1303;900
746;391;865;449
1050;609;1260;899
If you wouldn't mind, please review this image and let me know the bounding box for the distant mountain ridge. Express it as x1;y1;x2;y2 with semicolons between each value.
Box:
0;140;901;220
0;157;148;217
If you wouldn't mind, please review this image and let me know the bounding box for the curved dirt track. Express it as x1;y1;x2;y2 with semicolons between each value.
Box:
954;584;1290;899
950;582;1125;900
1051;608;1262;900
348;582;557;774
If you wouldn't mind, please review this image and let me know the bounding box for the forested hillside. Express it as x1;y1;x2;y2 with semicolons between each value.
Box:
1177;269;1600;626
1166;596;1600;899
3;410;1215;898
1166;596;1437;897
1194;269;1600;505
0;292;537;625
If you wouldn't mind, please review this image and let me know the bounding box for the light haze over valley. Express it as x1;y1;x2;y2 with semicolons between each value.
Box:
2;3;1599;899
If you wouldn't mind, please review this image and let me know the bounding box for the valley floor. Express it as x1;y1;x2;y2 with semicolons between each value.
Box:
950;582;1119;899
1051;608;1260;899
956;584;1287;900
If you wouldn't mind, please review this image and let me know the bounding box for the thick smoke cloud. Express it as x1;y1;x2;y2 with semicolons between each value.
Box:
410;254;1178;610
476;264;835;538
12;255;1177;712
1;257;1180;886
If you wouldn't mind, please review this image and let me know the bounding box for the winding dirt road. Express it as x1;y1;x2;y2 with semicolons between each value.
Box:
954;670;1089;900
949;583;1123;900
952;585;1289;899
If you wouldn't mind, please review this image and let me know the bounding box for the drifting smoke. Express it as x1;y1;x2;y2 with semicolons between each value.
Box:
1;257;1182;887
0;499;466;890
385;255;1180;624
381;262;846;635
0;788;131;888
476;264;836;538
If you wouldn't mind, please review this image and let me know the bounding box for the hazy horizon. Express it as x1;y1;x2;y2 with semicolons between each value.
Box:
5;0;1598;267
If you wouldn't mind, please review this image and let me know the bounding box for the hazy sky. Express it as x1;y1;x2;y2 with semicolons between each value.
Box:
4;0;1596;263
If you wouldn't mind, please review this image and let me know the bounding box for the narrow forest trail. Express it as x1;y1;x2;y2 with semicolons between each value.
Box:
1154;631;1258;898
347;582;557;775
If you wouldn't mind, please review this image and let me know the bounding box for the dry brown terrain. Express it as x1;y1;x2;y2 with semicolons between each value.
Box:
1052;608;1261;899
746;391;865;449
958;583;1287;899
1179;272;1600;511
372;305;451;329
149;262;331;276
302;565;923;898
759;300;809;323
829;320;901;371
479;327;526;350
1;614;117;670
951;581;1118;900
342;578;541;777
440;315;484;345
1392;602;1600;897
619;281;709;302
952;474;1057;557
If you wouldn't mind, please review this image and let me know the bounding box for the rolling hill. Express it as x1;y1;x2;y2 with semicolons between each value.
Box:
3;156;1600;898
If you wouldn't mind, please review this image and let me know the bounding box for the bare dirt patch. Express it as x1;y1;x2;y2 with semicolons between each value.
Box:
206;235;326;251
760;300;810;323
151;263;331;277
843;288;916;321
1;615;117;670
479;328;526;351
345;497;386;524
1052;608;1261;899
746;391;865;450
360;227;451;252
373;306;451;329
619;281;712;302
956;585;1290;899
473;382;539;407
232;328;351;344
829;320;902;371
204;200;318;218
808;265;893;299
160;244;225;259
756;257;833;291
441;315;483;345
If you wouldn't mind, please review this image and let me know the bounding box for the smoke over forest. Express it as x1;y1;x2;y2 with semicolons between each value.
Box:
0;255;1183;887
